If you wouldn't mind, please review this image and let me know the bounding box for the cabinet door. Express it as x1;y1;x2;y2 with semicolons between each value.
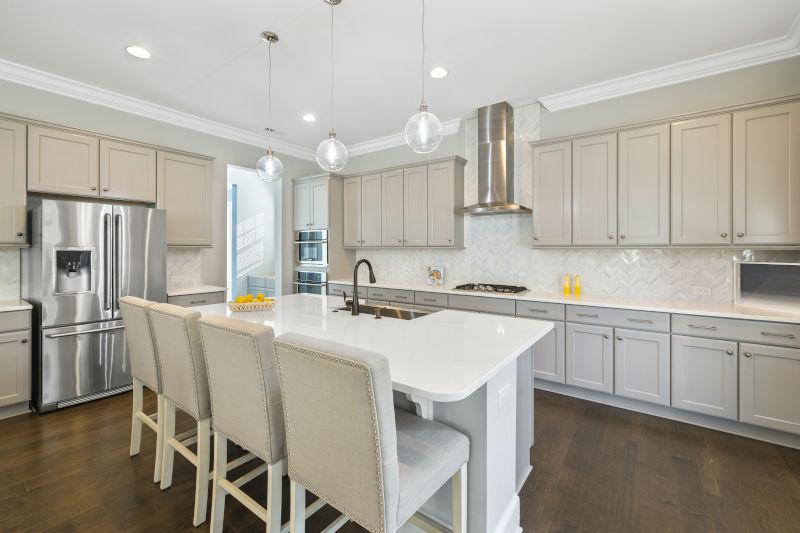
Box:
0;119;27;245
566;323;614;393
342;176;362;247
361;172;382;247
614;328;670;406
382;170;404;247
99;139;157;203
671;115;732;245
618;124;670;246
532;141;572;246
733;102;800;245
533;321;566;384
739;343;800;435
156;151;213;246
427;160;455;246
310;179;329;229
0;330;31;408
28;125;99;197
671;335;737;420
293;182;310;230
572;134;618;246
403;165;428;246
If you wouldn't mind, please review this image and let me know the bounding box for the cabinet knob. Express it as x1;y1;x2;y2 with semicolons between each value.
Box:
616;336;623;340
737;232;744;237
620;234;626;239
16;232;23;237
20;339;28;344
534;237;540;241
603;334;609;339
744;352;752;358
720;232;727;238
726;349;733;355
397;239;402;243
103;187;109;191
448;239;453;243
91;186;97;191
608;235;614;239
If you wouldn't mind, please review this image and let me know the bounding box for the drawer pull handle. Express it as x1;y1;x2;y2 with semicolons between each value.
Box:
189;299;207;304
688;324;717;330
627;318;653;324
576;313;599;318
372;293;383;297
760;332;795;339
726;350;733;355
423;298;436;302
744;352;752;358
528;308;548;313
616;336;623;341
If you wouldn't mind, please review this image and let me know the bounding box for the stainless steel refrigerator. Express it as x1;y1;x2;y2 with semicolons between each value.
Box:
22;198;166;412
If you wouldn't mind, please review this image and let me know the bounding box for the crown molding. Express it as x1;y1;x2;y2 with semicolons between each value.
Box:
539;15;800;112
348;118;462;157
0;58;316;160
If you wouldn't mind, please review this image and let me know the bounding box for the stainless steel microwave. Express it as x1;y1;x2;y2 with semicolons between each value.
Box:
294;230;328;267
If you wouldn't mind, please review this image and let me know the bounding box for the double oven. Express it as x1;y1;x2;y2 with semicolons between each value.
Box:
293;230;328;295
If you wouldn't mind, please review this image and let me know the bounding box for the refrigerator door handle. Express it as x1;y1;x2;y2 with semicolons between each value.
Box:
114;214;122;310
104;213;112;311
45;325;126;338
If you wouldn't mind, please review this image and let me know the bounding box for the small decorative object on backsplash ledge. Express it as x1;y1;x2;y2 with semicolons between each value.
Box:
427;266;444;285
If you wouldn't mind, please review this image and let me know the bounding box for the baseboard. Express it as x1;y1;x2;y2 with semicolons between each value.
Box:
534;380;800;450
493;495;520;533
0;401;31;420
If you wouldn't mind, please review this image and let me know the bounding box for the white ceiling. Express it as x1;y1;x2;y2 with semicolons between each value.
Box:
0;0;798;155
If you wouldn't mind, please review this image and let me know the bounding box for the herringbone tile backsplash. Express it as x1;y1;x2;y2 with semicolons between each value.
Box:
0;249;20;300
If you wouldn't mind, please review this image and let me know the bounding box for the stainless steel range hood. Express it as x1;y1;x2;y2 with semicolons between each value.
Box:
457;102;532;216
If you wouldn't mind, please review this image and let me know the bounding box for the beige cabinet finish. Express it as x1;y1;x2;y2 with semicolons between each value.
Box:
533;321;566;384
381;169;404;247
28;125;99;197
157;151;213;246
572;133;618;246
566;323;614;393
614;328;670;406
342;176;362;247
99;139;157;203
739;343;800;435
167;290;225;308
532;141;572;246
618;124;670;245
310;180;329;230
361;173;382;247
0;329;31;408
427;160;455;246
0;119;27;245
733;102;800;245
671;114;732;245
671;335;738;420
293;182;311;230
403;165;428;246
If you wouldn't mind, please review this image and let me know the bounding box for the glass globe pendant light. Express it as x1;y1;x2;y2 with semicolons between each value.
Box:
256;31;283;182
316;0;348;172
405;0;442;154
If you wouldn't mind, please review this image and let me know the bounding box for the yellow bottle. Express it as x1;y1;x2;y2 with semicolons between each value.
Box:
575;275;581;296
563;275;571;296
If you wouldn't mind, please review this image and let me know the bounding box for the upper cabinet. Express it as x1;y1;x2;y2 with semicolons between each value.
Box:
294;181;311;230
382;169;404;247
342;176;362;246
403;165;428;246
617;124;670;246
157;150;213;246
427;160;462;247
0;119;27;246
733;102;800;245
670;114;732;245
294;177;328;230
361;173;382;246
532;141;572;246
572;133;618;246
99;140;157;203
28;125;100;197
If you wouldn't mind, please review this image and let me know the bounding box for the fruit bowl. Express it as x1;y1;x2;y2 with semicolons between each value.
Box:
227;300;276;312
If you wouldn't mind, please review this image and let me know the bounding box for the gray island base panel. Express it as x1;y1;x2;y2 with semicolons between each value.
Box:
192;294;552;533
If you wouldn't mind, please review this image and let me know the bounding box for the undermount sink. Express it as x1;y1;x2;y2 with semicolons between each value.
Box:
335;304;439;320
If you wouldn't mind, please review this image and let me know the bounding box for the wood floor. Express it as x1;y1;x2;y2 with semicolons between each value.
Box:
0;389;798;533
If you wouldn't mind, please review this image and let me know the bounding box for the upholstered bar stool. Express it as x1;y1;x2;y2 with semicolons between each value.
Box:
119;296;164;484
273;332;470;533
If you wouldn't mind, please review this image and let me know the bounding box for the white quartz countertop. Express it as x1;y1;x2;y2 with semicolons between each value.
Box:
192;294;553;402
167;285;227;297
0;299;32;312
329;279;800;324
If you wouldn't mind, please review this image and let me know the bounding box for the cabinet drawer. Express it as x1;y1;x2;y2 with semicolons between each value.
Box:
367;287;414;304
672;314;800;348
516;301;565;320
567;305;669;332
328;284;366;298
447;294;516;316
167;291;225;308
0;311;31;334
414;292;448;308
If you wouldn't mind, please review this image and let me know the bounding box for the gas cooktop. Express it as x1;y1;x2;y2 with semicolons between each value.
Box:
453;283;529;295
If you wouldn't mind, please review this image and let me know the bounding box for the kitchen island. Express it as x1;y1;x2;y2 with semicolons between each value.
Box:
193;293;554;533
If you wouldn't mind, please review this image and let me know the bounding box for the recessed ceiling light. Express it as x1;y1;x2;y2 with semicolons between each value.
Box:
302;113;317;122
126;46;151;59
430;67;448;79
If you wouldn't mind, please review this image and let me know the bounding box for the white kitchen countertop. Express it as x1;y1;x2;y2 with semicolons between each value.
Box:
167;285;227;297
329;279;800;324
192;293;553;402
0;299;32;312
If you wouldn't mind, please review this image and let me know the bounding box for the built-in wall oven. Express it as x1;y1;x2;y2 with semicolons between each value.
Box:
294;230;328;267
294;270;327;295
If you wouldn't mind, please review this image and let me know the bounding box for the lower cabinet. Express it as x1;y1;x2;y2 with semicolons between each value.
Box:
0;330;31;408
614;329;670;406
566;323;614;393
739;343;800;435
671;335;738;420
533;321;566;383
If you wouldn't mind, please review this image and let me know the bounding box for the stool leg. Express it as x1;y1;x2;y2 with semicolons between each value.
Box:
129;378;143;456
289;480;305;533
193;418;211;526
451;462;467;533
160;399;176;490
210;431;228;533
154;394;165;484
266;458;284;533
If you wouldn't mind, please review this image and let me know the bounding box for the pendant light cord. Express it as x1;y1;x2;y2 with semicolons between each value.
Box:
330;2;335;130
267;39;273;148
420;0;425;104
